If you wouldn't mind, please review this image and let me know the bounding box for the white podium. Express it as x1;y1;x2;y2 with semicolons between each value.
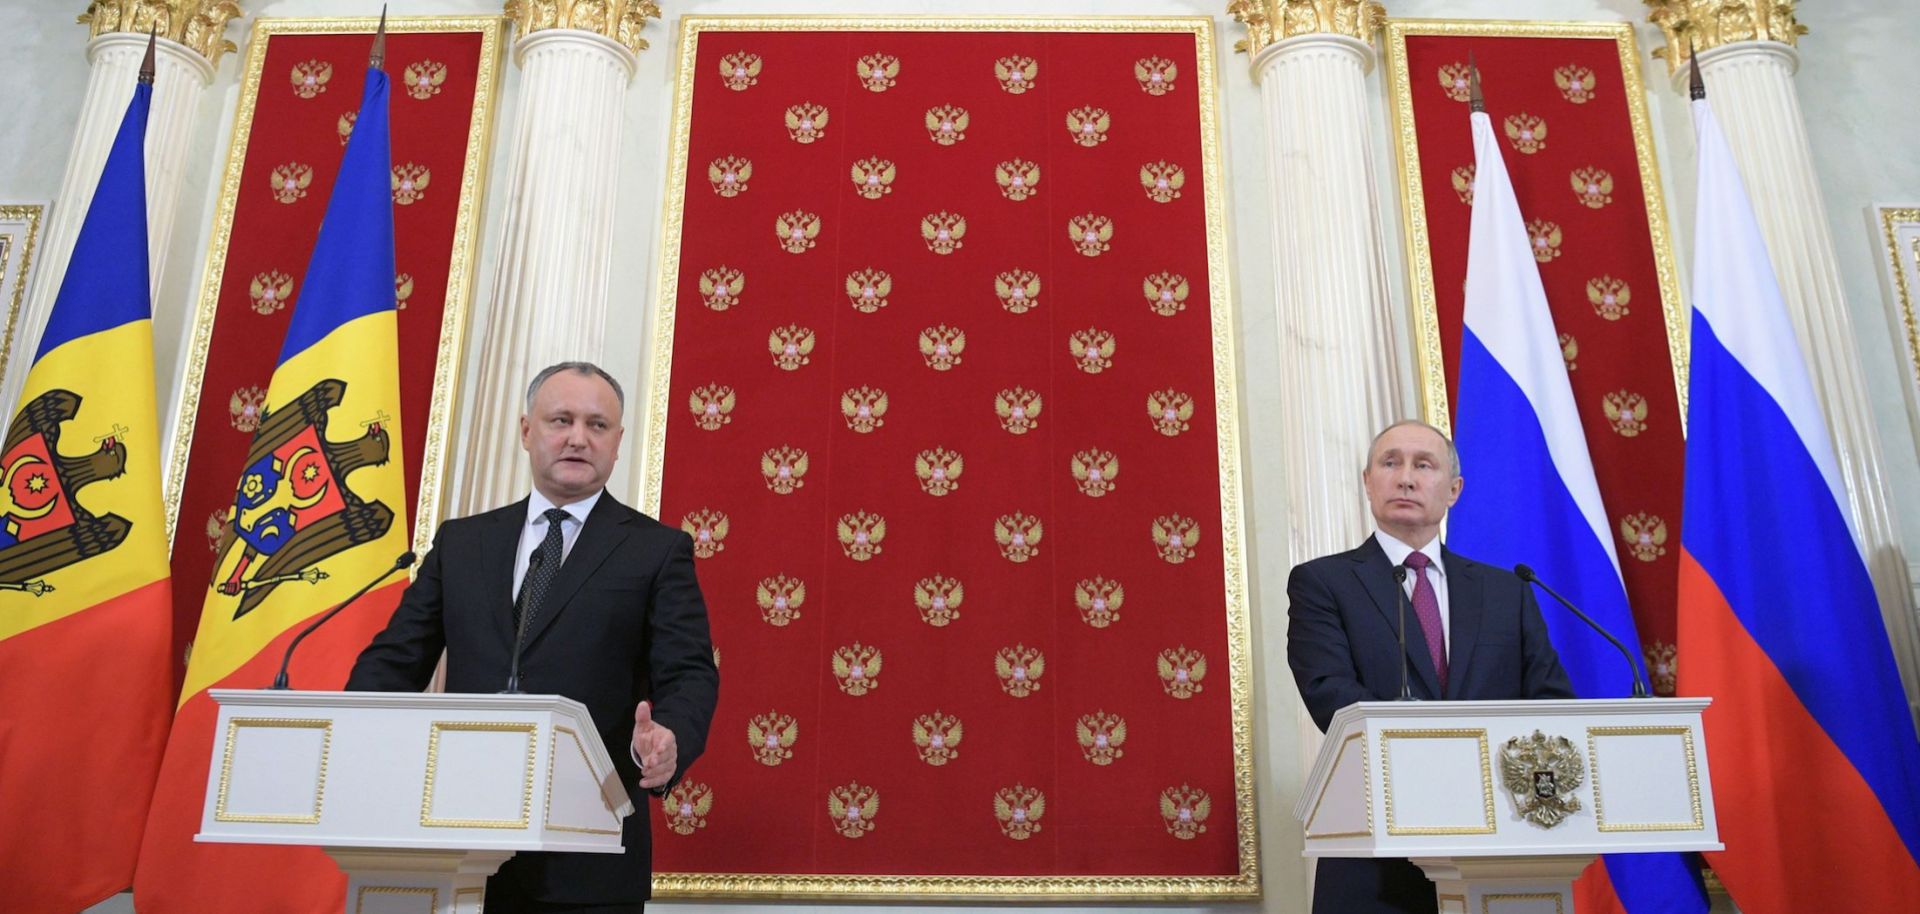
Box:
198;689;633;914
1296;699;1721;913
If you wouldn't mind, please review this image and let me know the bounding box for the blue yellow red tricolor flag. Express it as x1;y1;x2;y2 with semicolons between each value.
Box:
0;51;175;914
134;43;410;914
1678;85;1920;911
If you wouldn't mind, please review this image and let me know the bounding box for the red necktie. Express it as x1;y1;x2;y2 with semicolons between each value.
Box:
1402;550;1449;692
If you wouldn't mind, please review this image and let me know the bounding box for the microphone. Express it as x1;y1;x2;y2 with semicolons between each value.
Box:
503;549;545;694
1392;564;1416;701
270;551;417;690
1513;564;1651;698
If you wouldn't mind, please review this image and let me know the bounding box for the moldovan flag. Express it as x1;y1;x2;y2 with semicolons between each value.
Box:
1678;86;1920;911
134;54;410;914
0;61;174;914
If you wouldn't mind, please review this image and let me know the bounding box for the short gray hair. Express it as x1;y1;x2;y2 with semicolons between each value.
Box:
1366;419;1460;477
525;361;625;416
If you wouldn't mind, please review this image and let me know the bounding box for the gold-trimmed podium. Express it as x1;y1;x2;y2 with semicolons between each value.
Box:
1297;698;1721;912
197;689;632;914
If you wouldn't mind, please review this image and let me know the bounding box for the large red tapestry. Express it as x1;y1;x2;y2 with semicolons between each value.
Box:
1385;20;1687;693
641;17;1253;899
163;17;502;683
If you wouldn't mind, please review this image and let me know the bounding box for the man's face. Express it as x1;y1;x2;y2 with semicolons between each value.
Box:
520;371;623;503
1362;423;1463;542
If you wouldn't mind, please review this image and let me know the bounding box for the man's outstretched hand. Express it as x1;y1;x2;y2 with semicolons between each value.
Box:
632;700;678;790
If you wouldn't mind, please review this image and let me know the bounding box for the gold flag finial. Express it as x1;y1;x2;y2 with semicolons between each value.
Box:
1468;51;1485;113
138;26;157;85
369;5;387;70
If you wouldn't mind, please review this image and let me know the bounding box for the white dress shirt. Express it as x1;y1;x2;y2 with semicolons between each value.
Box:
1373;530;1451;657
512;488;601;598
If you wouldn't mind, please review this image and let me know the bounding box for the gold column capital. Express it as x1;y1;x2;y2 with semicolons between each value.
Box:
1227;0;1386;55
78;1;245;67
1644;0;1809;73
505;0;662;55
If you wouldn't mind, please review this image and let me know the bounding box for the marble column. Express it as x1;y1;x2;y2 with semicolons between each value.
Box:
0;2;241;417
1230;1;1403;906
1230;0;1401;583
456;0;658;513
1648;0;1920;717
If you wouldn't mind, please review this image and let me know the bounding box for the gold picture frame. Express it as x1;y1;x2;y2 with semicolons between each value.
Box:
1382;18;1688;432
162;14;507;558
640;15;1255;901
0;202;48;390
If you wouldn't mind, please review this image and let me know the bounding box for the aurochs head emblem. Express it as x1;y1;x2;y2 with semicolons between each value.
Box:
210;380;395;619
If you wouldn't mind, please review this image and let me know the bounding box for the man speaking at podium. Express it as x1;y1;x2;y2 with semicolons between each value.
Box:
1286;420;1572;914
348;361;720;913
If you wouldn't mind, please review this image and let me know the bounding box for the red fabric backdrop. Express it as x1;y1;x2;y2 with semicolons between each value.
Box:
647;23;1248;895
1389;26;1686;692
165;24;494;685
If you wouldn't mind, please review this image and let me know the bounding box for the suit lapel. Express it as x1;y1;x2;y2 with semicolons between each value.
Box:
487;499;528;647
1442;547;1485;700
1351;537;1443;699
521;492;633;648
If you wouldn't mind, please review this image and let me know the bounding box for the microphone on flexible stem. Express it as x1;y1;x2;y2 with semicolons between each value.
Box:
1392;564;1416;701
1513;564;1652;698
270;551;417;690
502;549;545;695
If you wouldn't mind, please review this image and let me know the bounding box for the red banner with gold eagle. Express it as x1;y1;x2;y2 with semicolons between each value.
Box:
640;16;1253;900
1385;20;1687;693
162;17;502;685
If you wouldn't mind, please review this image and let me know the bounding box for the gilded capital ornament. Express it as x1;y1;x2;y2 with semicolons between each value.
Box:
1227;0;1386;54
78;1;244;67
1645;0;1809;73
505;0;662;54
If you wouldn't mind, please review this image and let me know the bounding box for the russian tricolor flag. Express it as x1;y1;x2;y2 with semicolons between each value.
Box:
1448;99;1708;914
1679;88;1920;912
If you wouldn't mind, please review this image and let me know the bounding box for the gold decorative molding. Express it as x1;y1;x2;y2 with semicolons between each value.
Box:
505;0;662;54
1227;0;1386;54
1644;0;1808;73
646;15;1253;902
78;1;245;67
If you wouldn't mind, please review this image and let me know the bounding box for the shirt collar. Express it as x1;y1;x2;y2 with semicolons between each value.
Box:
527;488;602;529
1374;529;1445;575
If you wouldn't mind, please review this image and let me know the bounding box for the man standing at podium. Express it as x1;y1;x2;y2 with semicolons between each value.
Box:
349;361;719;913
1286;420;1572;914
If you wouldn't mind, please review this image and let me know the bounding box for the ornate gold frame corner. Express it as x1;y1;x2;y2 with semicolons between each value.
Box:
1381;18;1688;433
162;14;508;560
1875;205;1920;459
0;202;48;388
639;15;1255;902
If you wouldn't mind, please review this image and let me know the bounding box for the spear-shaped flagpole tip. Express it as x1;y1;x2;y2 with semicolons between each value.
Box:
1687;36;1706;100
369;5;388;70
139;26;157;85
1467;50;1485;113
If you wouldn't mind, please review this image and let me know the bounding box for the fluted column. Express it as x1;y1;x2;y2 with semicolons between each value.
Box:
1647;1;1920;717
0;2;240;416
456;0;657;512
1231;0;1401;565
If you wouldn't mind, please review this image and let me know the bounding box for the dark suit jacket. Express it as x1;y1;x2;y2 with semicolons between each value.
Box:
346;491;719;906
1287;536;1573;914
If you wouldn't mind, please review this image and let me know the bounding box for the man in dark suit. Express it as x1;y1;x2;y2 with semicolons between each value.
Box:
348;361;719;913
1287;420;1572;914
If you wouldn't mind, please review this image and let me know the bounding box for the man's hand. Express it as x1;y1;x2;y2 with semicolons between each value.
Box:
632;700;679;790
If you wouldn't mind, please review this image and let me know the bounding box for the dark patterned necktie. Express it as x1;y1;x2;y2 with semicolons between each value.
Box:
1402;550;1449;692
515;508;571;630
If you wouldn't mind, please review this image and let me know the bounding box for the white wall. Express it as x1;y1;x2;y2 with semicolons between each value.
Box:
5;1;1913;912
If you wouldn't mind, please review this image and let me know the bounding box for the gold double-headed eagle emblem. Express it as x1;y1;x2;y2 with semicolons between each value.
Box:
1074;576;1124;628
1499;730;1586;829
